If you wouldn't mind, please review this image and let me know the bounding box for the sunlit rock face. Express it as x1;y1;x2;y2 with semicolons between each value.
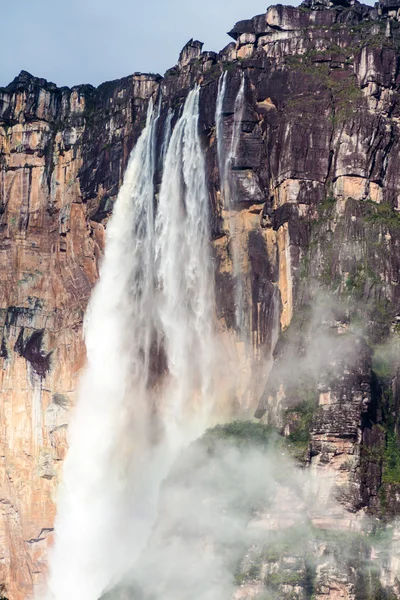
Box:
0;71;159;599
3;0;400;596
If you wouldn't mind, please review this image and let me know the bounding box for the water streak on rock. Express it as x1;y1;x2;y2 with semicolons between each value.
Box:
47;88;218;600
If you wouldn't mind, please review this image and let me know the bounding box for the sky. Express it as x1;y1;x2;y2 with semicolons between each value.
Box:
2;0;296;89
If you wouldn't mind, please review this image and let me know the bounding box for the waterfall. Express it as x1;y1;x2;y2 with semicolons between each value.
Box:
156;88;215;440
47;100;160;600
47;87;218;600
215;72;246;332
160;108;173;167
216;71;227;193
229;73;245;178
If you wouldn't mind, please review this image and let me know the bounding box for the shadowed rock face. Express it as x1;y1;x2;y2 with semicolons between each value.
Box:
2;0;400;597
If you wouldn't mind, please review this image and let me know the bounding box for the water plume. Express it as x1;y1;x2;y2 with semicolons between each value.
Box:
216;71;227;191
47;87;220;600
215;72;246;332
156;88;217;442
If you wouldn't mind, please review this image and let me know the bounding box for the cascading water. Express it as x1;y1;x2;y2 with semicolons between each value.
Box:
216;71;227;193
47;87;219;600
160;108;173;167
46;99;160;600
215;72;246;332
229;73;245;182
215;72;279;409
156;89;216;440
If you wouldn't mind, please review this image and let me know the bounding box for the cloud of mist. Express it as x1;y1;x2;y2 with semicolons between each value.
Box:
102;422;399;600
258;292;369;420
104;430;314;599
94;288;400;600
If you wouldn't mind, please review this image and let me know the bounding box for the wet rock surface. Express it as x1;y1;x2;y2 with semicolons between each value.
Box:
3;0;400;597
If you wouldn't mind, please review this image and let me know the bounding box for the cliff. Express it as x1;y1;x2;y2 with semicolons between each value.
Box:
2;0;400;596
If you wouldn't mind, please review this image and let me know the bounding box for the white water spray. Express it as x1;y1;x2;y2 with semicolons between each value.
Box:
215;72;246;331
47;87;218;600
160;108;173;167
156;88;216;439
229;73;245;180
216;71;227;192
47;100;160;600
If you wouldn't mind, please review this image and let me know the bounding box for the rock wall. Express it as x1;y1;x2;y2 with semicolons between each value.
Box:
2;0;400;596
0;72;159;598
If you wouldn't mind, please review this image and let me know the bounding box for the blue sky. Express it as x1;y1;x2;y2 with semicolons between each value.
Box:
2;0;296;88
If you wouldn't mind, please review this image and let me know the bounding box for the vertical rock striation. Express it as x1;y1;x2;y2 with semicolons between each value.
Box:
3;0;400;596
0;71;159;598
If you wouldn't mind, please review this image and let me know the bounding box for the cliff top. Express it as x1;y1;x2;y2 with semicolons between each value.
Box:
2;0;400;95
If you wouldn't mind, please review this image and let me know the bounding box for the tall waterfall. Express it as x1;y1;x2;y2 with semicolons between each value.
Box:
160;107;173;167
156;89;215;440
216;71;227;192
47;87;219;600
216;72;245;207
215;72;246;332
229;73;245;180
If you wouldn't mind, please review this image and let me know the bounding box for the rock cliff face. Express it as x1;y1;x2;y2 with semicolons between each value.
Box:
2;0;400;597
0;72;160;598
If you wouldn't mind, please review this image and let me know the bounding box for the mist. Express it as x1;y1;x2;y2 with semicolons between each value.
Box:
42;56;400;600
103;422;399;599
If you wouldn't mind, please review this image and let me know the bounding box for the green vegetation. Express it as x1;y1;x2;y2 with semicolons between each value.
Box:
298;253;310;281
202;412;315;465
202;420;278;449
382;431;400;485
364;201;400;230
345;265;381;299
235;563;261;585
345;265;365;294
17;269;43;286
234;525;317;595
299;193;399;343
370;344;400;487
284;374;318;459
284;51;363;124
286;397;316;447
265;569;308;587
372;344;394;382
234;521;399;598
317;194;336;213
355;567;398;600
222;61;237;73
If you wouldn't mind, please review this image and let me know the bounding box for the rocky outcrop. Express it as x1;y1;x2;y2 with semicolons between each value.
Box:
3;0;400;596
106;422;400;600
0;71;159;598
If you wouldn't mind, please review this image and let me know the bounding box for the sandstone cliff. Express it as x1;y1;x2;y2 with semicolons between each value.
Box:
2;0;400;596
